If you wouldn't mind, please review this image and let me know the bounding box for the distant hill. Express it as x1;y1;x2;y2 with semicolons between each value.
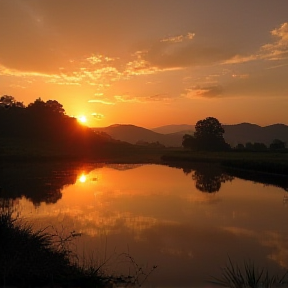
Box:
223;123;288;146
93;124;182;147
93;123;288;147
152;124;195;134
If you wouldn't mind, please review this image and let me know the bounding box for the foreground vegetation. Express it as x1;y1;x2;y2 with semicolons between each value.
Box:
0;211;106;287
0;211;156;287
211;257;288;288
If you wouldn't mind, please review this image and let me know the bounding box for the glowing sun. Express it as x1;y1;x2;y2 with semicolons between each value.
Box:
79;174;87;183
78;115;87;123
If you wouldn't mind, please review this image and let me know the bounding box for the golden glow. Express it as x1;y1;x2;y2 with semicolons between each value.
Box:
79;174;87;183
78;115;87;124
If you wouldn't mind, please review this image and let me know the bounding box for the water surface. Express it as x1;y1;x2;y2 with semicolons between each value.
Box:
1;163;288;287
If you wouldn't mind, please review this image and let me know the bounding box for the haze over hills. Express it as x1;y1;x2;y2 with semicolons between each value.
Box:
93;123;288;147
93;124;182;147
152;124;195;134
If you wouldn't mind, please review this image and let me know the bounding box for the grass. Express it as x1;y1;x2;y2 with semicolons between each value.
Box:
0;136;166;164
210;257;288;288
0;210;156;287
162;150;288;175
2;135;288;175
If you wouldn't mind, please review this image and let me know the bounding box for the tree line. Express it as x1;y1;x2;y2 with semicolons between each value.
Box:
182;117;286;152
0;95;119;157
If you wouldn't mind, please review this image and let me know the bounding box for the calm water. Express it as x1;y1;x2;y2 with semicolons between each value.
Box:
1;162;288;287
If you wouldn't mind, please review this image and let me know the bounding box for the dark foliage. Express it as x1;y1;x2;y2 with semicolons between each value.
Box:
0;96;131;159
210;257;288;288
0;212;75;287
182;117;230;151
0;211;156;287
270;139;286;151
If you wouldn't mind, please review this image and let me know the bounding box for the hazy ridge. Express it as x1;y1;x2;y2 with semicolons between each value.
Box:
94;123;288;147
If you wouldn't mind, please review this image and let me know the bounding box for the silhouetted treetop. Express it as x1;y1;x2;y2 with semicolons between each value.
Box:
183;117;230;151
270;139;286;151
27;98;65;115
0;95;25;109
194;117;225;139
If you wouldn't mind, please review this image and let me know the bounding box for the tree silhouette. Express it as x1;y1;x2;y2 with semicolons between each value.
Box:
182;134;197;150
191;165;233;193
183;117;230;151
270;139;286;151
0;95;25;109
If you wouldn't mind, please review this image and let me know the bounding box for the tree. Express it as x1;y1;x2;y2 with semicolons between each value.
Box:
194;117;224;139
182;134;197;150
193;117;230;151
27;98;65;116
253;142;267;151
27;97;46;111
269;139;286;151
0;95;25;108
235;143;245;150
46;100;65;115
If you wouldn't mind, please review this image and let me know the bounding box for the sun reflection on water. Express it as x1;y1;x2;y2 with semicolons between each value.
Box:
78;173;87;183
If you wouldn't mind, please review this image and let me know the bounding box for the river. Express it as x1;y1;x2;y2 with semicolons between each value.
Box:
1;161;288;287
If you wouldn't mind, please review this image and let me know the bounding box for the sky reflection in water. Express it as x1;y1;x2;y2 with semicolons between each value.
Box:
13;164;288;287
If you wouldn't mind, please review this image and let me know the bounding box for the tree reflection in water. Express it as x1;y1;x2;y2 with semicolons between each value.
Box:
182;164;234;193
0;162;98;206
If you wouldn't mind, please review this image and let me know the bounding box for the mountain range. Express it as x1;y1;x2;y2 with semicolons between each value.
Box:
93;123;288;147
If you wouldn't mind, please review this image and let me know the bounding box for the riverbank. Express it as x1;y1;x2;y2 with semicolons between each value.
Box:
161;150;288;176
1;136;288;175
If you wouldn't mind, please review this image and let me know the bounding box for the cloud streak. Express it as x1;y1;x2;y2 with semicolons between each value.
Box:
184;85;223;99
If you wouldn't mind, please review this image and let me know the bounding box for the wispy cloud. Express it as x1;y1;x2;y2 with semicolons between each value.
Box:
261;22;288;60
161;32;195;43
114;93;171;103
88;93;115;105
88;99;115;105
184;85;223;99
223;22;288;65
232;74;249;79
91;113;104;120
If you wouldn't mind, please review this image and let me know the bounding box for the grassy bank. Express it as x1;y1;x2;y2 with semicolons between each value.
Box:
2;136;288;175
162;150;288;175
0;136;166;164
0;211;154;288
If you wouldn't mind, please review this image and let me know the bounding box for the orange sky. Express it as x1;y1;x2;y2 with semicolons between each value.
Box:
1;0;288;128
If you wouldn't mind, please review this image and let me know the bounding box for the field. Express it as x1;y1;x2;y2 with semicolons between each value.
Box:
1;137;288;175
161;149;288;175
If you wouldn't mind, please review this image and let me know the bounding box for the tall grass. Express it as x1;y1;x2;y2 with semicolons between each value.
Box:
210;257;288;288
0;211;78;287
0;210;156;287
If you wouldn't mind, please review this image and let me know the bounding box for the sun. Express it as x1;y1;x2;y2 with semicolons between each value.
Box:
78;115;87;124
79;173;87;183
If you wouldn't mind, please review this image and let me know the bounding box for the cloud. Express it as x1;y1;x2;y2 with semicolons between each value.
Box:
91;113;104;120
114;94;139;103
261;231;288;269
161;32;195;43
184;85;223;99
125;52;160;76
88;93;115;105
261;22;288;60
0;53;122;88
114;93;171;103
223;22;288;65
88;99;115;105
232;74;249;79
223;54;258;65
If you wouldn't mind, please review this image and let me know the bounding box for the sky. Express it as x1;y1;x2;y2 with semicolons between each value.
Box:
1;0;288;128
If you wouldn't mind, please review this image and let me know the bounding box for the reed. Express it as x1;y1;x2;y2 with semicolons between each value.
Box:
210;257;288;288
